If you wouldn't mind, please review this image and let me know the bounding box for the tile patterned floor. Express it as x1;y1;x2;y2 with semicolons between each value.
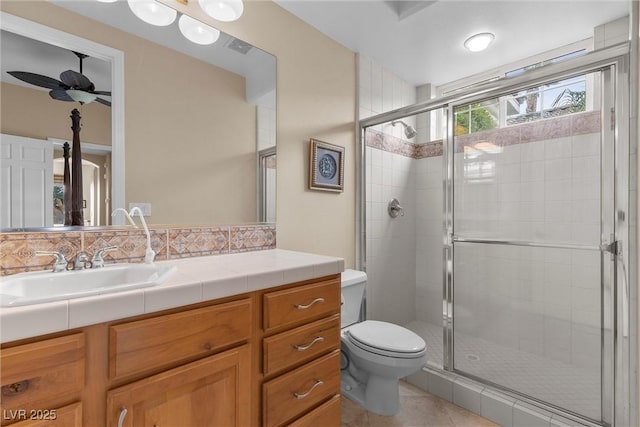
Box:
341;382;499;427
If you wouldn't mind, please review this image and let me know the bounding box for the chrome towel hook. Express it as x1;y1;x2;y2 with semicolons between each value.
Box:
388;198;404;218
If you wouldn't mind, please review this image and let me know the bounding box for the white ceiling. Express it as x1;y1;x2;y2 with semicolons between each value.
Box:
274;0;629;87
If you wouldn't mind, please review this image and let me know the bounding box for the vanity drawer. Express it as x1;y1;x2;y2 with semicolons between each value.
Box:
263;314;340;376
0;334;84;418
288;394;341;427
109;298;251;380
263;350;340;427
263;277;340;332
9;402;83;427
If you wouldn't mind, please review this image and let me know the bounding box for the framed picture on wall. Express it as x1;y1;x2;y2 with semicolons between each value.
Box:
309;138;344;192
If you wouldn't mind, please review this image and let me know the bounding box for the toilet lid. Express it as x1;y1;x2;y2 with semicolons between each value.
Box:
347;320;426;354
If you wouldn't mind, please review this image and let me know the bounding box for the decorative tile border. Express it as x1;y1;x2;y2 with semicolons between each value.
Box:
84;229;169;264
168;227;229;259
366;110;602;159
0;224;276;276
0;232;82;276
230;225;276;253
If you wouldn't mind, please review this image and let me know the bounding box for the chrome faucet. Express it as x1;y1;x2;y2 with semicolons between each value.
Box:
74;251;91;270
91;246;118;268
35;251;69;273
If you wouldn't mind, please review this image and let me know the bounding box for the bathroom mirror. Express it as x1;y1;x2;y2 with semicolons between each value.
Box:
0;0;276;229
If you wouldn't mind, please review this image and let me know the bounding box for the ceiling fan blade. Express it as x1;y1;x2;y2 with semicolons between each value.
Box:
94;97;112;107
7;71;66;90
49;88;74;102
60;70;94;91
91;90;111;96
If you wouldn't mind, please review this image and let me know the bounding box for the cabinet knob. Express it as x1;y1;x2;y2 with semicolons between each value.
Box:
293;379;324;400
293;336;324;352
203;342;213;351
294;298;325;310
1;380;30;396
117;407;128;427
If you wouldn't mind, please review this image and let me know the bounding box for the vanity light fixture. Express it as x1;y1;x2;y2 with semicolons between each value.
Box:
178;14;220;45
67;90;97;104
464;32;495;52
198;0;244;22
127;0;177;26
96;0;118;3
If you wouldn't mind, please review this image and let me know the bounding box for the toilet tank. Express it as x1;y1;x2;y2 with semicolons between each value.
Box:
341;269;367;328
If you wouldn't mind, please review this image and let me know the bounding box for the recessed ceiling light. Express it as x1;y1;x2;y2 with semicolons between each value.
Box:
464;32;495;52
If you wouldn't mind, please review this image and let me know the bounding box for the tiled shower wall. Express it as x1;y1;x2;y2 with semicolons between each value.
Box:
0;224;276;276
451;111;603;370
359;53;418;325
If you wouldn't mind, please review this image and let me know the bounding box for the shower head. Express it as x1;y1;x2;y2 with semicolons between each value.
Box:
391;120;417;139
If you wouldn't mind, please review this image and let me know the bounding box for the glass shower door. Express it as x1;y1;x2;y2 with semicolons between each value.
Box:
447;69;615;423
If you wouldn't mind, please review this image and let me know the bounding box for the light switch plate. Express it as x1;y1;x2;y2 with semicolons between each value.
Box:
129;202;152;216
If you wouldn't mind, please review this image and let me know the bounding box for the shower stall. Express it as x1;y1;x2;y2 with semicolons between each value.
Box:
359;43;634;426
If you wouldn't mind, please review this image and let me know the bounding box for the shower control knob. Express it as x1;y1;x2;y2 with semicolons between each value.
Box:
388;198;404;218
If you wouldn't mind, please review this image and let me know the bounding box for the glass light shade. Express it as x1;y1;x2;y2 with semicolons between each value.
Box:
464;32;495;52
198;0;244;22
96;0;118;3
67;90;97;104
178;15;220;45
127;0;177;26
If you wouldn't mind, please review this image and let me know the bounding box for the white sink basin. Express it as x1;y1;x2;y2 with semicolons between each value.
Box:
0;263;177;307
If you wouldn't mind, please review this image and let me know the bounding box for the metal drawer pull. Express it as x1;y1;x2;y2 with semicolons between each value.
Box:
1;380;30;396
293;336;324;351
117;407;128;427
293;379;324;400
294;298;325;310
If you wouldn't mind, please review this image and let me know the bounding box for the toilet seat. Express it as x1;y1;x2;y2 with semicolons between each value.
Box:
346;320;426;359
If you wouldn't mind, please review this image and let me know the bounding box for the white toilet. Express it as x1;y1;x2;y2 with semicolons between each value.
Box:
340;269;427;416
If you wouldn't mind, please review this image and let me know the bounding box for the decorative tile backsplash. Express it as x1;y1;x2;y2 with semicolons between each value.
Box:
0;224;276;276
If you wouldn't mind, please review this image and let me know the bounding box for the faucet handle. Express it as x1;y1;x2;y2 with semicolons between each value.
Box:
35;251;68;273
91;246;118;268
74;251;91;270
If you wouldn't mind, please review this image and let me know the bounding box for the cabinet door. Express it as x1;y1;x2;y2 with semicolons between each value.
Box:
106;345;250;427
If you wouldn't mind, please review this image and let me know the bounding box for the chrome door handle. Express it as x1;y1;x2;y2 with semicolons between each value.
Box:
293;336;324;352
294;298;324;310
117;407;128;427
293;379;324;399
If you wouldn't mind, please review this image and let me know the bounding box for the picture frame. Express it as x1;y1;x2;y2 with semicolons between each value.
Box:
309;138;344;192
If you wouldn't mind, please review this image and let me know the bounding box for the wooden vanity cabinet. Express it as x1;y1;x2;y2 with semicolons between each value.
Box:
0;334;84;427
106;344;250;427
0;274;342;427
261;275;342;427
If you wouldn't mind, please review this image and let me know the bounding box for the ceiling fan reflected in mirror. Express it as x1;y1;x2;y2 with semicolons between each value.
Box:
7;51;111;107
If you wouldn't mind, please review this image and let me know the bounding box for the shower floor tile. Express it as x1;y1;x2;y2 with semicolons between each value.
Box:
404;320;600;422
341;381;499;427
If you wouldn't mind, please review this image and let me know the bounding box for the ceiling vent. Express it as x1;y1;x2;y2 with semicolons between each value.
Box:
383;0;437;20
226;37;253;55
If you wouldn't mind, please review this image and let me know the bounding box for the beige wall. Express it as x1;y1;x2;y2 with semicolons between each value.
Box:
165;1;357;266
1;0;357;266
1;82;111;144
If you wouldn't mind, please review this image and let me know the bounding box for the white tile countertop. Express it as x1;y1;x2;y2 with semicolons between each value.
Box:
0;249;345;344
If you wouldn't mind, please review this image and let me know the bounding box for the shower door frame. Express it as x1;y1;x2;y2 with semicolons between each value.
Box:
358;42;631;427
